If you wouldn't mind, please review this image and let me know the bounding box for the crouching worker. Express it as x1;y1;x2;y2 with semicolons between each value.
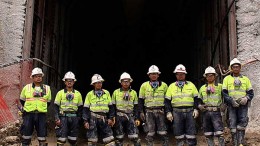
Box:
54;71;83;146
83;74;116;146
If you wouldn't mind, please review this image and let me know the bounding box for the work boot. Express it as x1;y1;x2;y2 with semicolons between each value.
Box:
87;142;97;146
22;144;29;146
132;138;141;146
161;135;169;146
238;130;245;146
57;143;64;146
176;139;184;146
186;138;197;146
232;132;238;146
39;142;48;146
206;136;215;146
145;136;154;146
218;136;225;146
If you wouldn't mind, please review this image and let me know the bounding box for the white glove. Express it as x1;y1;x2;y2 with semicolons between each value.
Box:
239;96;248;105
166;112;173;122
192;109;199;118
232;99;239;107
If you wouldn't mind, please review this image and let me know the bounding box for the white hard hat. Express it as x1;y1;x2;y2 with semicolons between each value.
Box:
30;67;44;78
147;65;161;74
62;71;76;81
90;74;104;85
230;58;241;67
203;66;218;77
173;64;187;74
119;72;133;83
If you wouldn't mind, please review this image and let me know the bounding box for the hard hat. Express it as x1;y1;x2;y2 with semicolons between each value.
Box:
90;74;104;85
30;67;44;78
62;71;76;81
230;58;241;67
203;66;218;77
119;72;133;83
147;65;161;74
173;64;187;74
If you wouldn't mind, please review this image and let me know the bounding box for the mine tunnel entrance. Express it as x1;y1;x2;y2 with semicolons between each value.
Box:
42;0;228;96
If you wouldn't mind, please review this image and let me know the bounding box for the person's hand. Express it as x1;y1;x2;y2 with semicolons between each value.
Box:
140;112;145;121
232;99;239;107
239;96;248;105
108;118;115;127
166;112;173;122
135;119;140;126
193;109;199;118
84;122;89;129
55;119;61;126
198;104;207;112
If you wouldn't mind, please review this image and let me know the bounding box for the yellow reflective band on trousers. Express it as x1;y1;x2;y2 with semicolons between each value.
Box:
222;75;252;100
21;84;51;113
199;83;222;106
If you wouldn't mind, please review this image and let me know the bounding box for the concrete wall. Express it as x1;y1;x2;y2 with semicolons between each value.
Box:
236;0;260;132
0;0;26;64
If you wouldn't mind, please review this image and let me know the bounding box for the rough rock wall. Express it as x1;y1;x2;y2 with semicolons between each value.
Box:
236;0;260;132
0;0;26;64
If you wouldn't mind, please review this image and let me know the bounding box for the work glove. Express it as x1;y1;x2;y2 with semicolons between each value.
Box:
239;96;248;105
135;119;140;126
166;112;173;122
231;99;239;107
55;119;61;126
198;104;207;112
140;112;145;121
84;121;89;129
192;109;199;118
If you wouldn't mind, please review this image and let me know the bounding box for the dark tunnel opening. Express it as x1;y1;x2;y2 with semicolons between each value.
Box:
59;0;216;97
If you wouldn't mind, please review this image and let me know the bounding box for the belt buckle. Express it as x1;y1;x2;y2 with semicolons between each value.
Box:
213;107;217;111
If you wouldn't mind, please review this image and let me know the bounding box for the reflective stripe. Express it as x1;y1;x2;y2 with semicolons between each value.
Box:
214;131;223;135
84;104;90;107
88;138;98;142
172;102;194;107
103;136;114;143
185;135;196;139
58;137;66;141
237;125;246;130
146;100;164;107
172;93;192;99
231;128;237;133
204;132;214;136
26;97;47;102
20;96;26;101
116;134;124;139
54;101;60;105
37;137;46;141
175;135;185;139
147;132;155;136
157;130;167;135
68;136;77;140
128;134;138;139
229;89;246;92
22;135;32;139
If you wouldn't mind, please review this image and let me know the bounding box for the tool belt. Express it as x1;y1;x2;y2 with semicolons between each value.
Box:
91;112;106;120
173;107;193;112
145;107;164;113
116;110;133;120
206;107;220;112
60;111;77;117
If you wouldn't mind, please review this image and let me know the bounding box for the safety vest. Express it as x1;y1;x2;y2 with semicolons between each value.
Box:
54;89;83;112
198;83;222;106
84;89;112;113
112;88;138;112
165;81;198;107
222;74;253;100
20;83;51;113
139;81;168;107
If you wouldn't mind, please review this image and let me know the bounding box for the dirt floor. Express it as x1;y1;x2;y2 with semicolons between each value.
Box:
1;119;260;146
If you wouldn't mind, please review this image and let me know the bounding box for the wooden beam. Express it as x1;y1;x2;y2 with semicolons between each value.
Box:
228;0;237;60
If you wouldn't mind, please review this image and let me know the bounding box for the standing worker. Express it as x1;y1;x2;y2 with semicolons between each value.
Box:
197;66;225;146
112;72;141;146
19;67;52;146
82;74;116;146
165;64;199;146
222;58;254;146
54;71;83;146
138;65;169;146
